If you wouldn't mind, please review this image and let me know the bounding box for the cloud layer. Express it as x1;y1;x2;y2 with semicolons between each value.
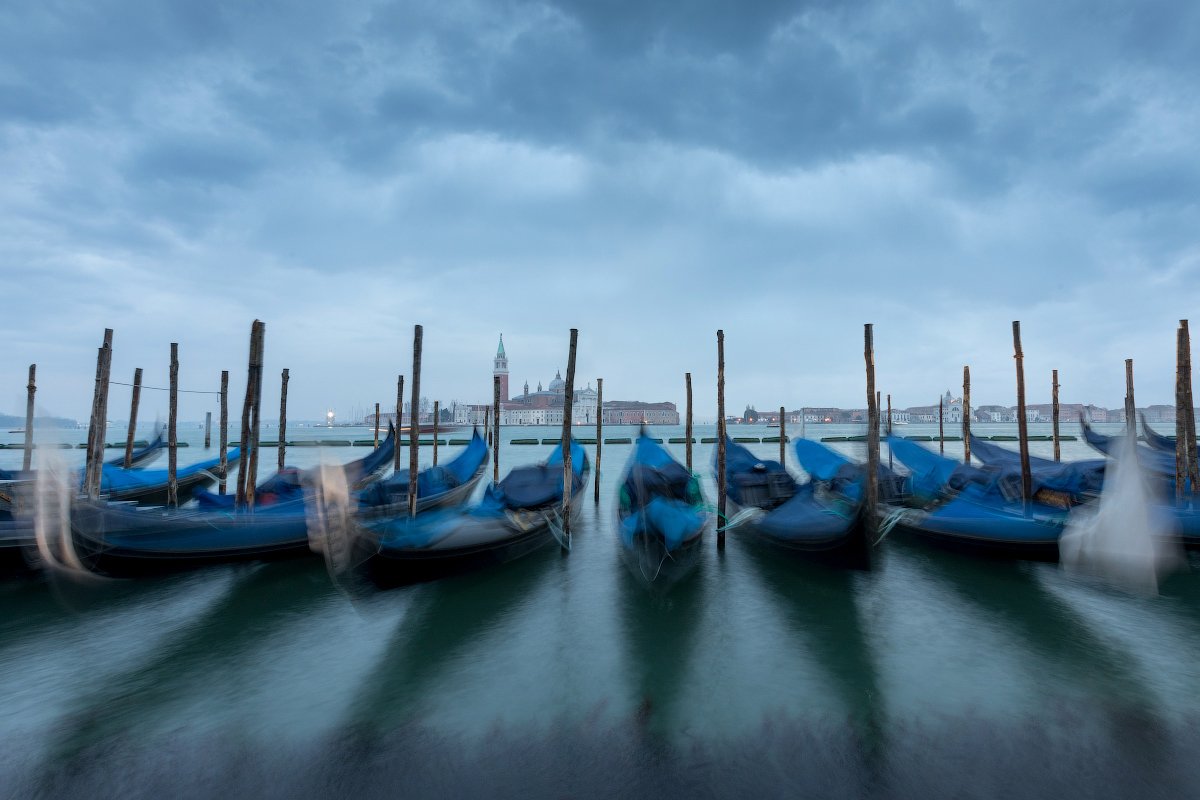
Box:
2;0;1198;421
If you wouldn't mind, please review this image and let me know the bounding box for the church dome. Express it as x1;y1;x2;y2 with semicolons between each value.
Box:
549;370;565;394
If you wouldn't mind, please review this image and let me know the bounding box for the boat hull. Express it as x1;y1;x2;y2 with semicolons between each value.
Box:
884;503;1062;562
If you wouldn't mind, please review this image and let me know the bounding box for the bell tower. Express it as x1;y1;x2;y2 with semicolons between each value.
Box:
494;334;509;402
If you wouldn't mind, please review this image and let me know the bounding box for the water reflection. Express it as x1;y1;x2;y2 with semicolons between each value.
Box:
47;560;335;759
616;554;707;739
738;538;885;790
340;545;561;735
907;544;1166;736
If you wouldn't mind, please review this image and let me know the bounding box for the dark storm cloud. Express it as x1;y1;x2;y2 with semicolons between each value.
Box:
1;0;1199;420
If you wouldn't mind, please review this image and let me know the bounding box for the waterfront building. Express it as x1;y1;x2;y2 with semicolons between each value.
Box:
494;335;509;402
602;401;679;425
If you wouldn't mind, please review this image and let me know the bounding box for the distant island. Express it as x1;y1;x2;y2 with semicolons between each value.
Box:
0;413;80;429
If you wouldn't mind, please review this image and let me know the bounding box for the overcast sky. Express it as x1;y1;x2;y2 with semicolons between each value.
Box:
3;0;1198;422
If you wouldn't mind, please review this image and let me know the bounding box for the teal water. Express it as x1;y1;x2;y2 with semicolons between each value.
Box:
2;422;1199;798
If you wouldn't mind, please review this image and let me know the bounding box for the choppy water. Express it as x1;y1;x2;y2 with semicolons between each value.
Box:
2;422;1199;799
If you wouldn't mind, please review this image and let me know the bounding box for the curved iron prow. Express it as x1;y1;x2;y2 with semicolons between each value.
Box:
1140;413;1176;453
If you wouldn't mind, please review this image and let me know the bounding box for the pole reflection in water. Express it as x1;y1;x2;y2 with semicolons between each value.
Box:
46;560;336;761
339;546;563;736
738;538;885;788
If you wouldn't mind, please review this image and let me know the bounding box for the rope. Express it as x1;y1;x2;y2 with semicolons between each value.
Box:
875;508;907;546
639;538;673;583
109;381;221;395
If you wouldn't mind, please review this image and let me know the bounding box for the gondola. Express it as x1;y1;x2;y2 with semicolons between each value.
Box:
883;436;1064;561
94;450;240;506
0;428;168;484
616;430;707;587
967;433;1105;506
355;439;589;586
723;437;869;567
69;434;488;576
357;429;488;516
104;427;167;468
1077;420;1199;549
189;423;405;510
0;507;35;576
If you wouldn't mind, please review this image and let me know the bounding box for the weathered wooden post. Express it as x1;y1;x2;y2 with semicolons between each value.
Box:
204;412;212;450
594;377;603;503
886;393;893;471
1013;322;1032;512
236;320;263;509
963;366;972;464
938;396;944;455
394;375;404;472
121;371;142;465
22;364;36;471
374;402;381;449
85;329;114;500
408;324;423;518
1124;358;1136;440
433;400;440;466
864;324;880;542
492;376;501;482
278;368;289;472
685;372;694;473
1183;321;1199;494
1177;325;1187;500
168;343;179;507
717;330;727;549
561;329;578;542
247;321;266;509
1052;369;1061;462
219;370;229;494
779;405;786;465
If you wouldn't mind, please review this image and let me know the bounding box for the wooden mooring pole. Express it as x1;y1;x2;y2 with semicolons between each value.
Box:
938;396;944;455
219;370;228;494
864;324;880;542
1177;326;1187;500
204;412;212;450
124;368;143;467
685;373;693;473
247;321;266;509
1052;369;1061;462
1125;358;1136;441
394;375;404;473
716;330;726;549
374;402;381;449
168;343;179;507
236;321;263;509
1013;322;1032;512
22;364;36;471
85;329;114;500
278;368;289;473
561;329;578;542
963;366;971;464
779;405;786;465
886;393;893;471
492;376;501;483
1183;321;1198;495
594;377;603;504
433;400;439;466
408;324;423;518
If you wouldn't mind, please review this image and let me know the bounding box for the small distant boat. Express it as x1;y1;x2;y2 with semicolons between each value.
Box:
616;430;707;587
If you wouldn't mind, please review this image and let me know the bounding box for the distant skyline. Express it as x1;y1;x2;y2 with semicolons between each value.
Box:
3;1;1198;422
